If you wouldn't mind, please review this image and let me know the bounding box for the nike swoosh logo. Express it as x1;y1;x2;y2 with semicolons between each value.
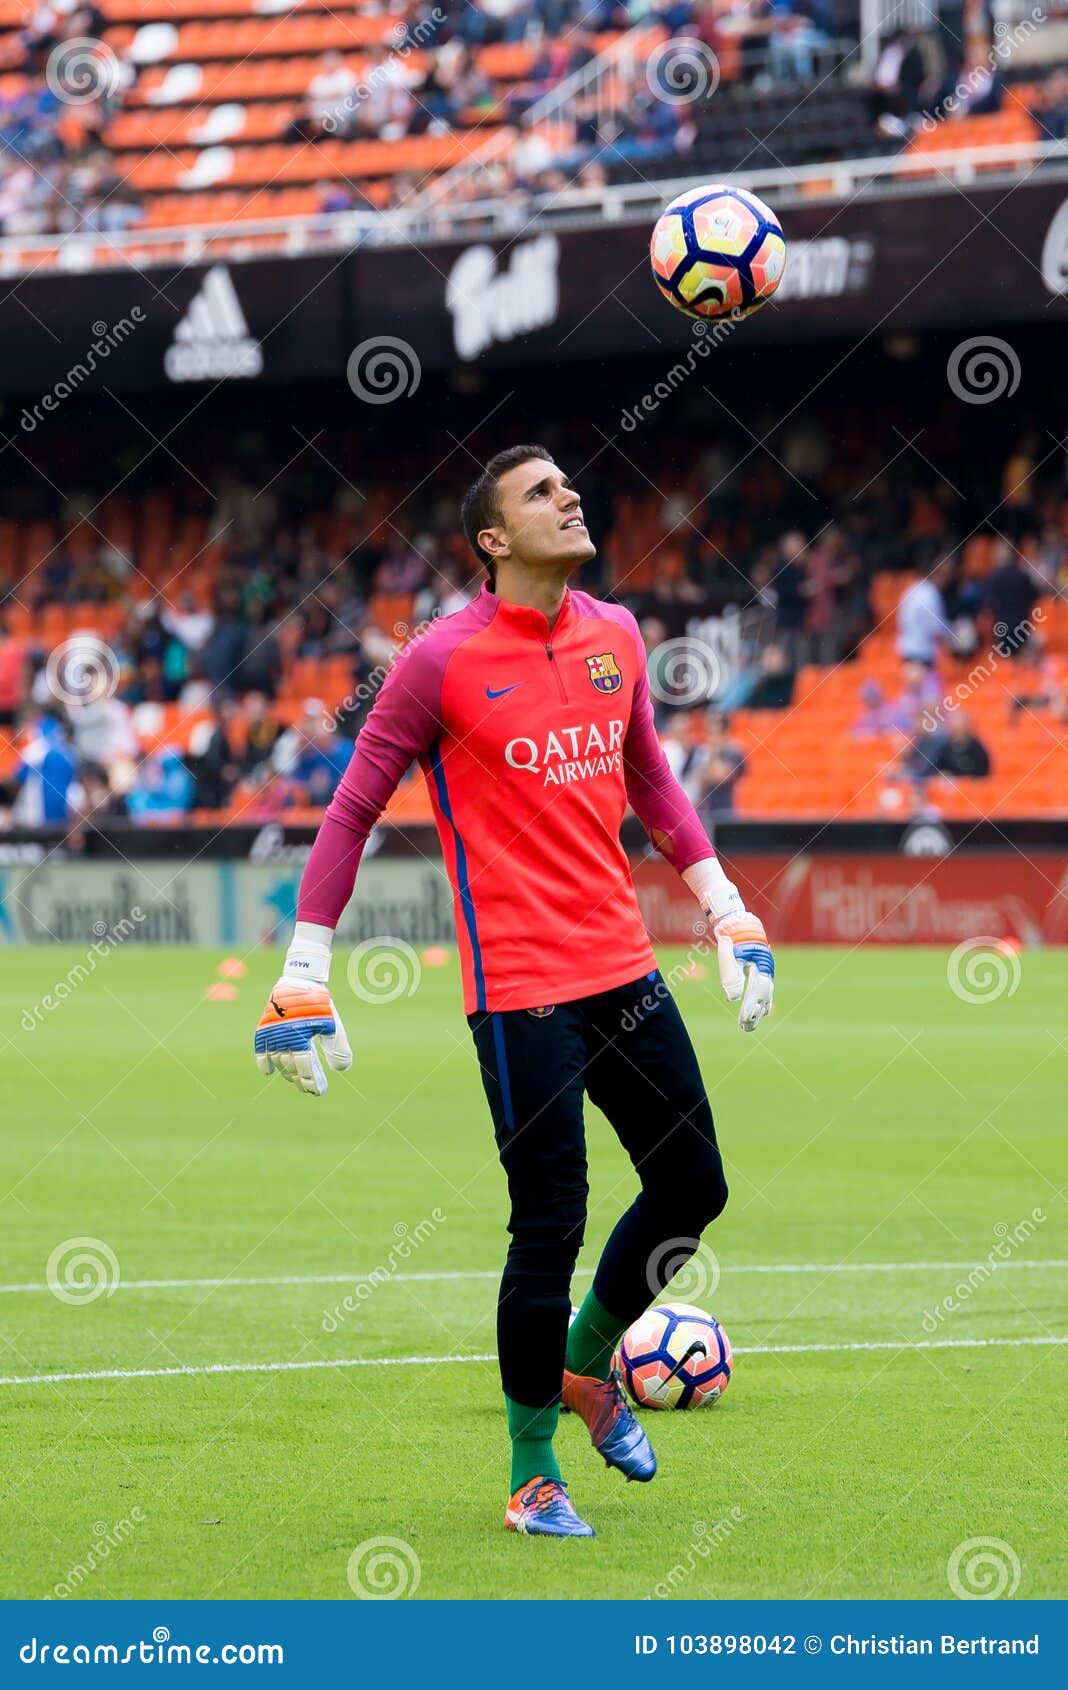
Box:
486;683;522;699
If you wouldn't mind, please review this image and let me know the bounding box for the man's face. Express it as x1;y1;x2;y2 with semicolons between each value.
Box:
483;459;596;572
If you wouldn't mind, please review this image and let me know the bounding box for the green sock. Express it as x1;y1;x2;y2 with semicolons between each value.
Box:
505;1395;562;1492
565;1288;625;1381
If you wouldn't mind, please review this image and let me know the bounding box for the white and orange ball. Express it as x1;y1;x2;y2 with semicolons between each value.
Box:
619;1301;732;1409
650;185;786;322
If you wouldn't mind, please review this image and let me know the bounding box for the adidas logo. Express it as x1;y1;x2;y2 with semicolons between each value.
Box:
165;265;264;383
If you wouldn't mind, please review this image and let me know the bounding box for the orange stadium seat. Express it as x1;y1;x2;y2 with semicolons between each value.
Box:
903;109;1041;176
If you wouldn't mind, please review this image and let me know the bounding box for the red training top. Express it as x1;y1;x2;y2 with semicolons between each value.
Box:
298;584;714;1013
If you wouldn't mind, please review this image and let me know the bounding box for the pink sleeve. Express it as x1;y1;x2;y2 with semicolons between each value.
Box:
619;616;716;872
296;638;445;927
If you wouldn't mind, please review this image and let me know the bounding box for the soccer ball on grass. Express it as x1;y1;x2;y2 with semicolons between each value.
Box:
618;1300;732;1409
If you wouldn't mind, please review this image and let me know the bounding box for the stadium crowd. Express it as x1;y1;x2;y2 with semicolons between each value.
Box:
3;0;1062;235
2;402;1066;830
0;0;922;236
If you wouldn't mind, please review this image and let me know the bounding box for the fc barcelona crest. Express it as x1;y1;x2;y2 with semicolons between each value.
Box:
585;652;622;694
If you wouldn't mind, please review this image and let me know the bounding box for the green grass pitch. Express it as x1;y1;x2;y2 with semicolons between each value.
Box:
0;944;1064;1601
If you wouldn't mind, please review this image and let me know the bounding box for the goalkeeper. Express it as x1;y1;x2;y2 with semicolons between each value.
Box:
255;447;774;1539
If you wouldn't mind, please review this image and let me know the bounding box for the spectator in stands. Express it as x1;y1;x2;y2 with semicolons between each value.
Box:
1002;431;1041;524
161;590;214;660
1007;637;1067;723
438;42;494;116
884;660;943;735
891;714;940;793
719;639;795;710
306;51;359;138
1018;529;1057;597
273;699;325;776
65;686;139;767
234;602;281;698
126;748;194;824
660;708;711;801
0;610;27;726
928;710;991;779
985;543;1040;656
697;712;747;817
1041;67;1068;142
934;37;1002;123
355;53;420;139
769;530;809;664
853;679;889;739
765;0;831;83
868;28;930;137
202;589;249;696
289;721;353;807
70;759;128;826
508;122;556;185
897;556;953;666
160;616;191;703
745;641;796;709
240;692;282;774
640;616;672;724
802;528;850;666
13;712;77;825
189;702;240;810
584;0;632;28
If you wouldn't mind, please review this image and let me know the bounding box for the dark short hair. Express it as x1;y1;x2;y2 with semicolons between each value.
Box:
460;444;555;587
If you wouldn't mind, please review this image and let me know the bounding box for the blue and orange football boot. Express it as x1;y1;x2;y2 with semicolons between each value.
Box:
254;981;351;1096
562;1368;657;1482
505;1476;595;1538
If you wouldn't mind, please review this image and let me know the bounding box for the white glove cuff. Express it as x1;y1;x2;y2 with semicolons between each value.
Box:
682;856;745;922
283;920;335;985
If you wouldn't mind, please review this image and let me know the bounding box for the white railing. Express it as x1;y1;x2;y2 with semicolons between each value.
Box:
415;24;857;209
413;22;665;209
0;139;1064;275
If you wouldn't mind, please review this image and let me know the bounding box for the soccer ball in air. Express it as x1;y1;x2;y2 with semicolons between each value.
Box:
650;185;786;322
618;1301;732;1409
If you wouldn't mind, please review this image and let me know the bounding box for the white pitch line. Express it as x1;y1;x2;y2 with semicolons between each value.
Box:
2;1260;1065;1296
0;1335;1064;1389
